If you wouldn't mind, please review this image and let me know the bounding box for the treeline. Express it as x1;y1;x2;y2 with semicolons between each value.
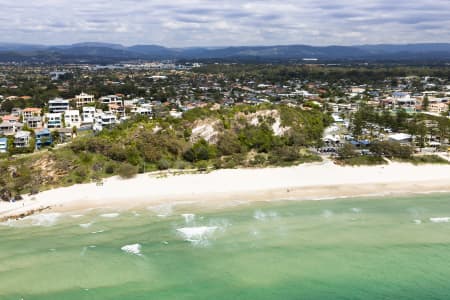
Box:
351;104;450;146
195;64;450;85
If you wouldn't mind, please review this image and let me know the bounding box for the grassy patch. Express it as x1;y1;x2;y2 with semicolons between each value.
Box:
402;155;450;165
339;155;387;166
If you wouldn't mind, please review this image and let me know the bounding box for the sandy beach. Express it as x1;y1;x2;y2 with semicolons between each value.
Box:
1;161;450;220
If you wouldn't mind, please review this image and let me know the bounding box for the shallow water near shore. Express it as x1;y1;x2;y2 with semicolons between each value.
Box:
2;193;450;299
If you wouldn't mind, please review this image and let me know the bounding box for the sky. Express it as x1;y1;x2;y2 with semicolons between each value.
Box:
0;0;449;47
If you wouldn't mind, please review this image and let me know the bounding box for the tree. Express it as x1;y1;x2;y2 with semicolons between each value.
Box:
337;143;358;159
422;95;429;111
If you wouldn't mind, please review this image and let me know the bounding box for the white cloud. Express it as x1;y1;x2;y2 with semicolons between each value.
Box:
0;0;448;46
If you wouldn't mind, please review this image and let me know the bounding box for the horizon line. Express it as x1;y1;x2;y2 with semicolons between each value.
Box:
1;41;450;49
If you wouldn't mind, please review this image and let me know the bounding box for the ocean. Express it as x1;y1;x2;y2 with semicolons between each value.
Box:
1;193;450;299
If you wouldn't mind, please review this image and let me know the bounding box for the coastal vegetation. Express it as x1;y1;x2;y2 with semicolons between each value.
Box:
0;104;331;200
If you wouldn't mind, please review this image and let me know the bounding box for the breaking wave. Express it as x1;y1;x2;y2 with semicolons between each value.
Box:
100;213;120;218
176;226;218;244
430;217;450;223
121;244;142;256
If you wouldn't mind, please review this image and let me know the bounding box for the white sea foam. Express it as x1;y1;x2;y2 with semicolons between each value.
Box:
79;222;93;228
176;226;218;244
351;208;362;213
254;210;278;221
26;213;62;227
182;213;195;223
91;230;105;234
430;217;450;223
413;219;422;224
100;213;120;218
71;214;84;219
121;244;142;256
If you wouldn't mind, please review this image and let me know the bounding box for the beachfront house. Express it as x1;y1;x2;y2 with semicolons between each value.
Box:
64;110;81;128
13;131;31;148
75;92;95;108
82;106;96;124
100;95;122;105
0;121;24;136
131;107;152;117
35;128;52;149
98;111;118;127
0;137;8;153
22;108;42;120
46;113;63;129
48;98;70;113
25;116;43;129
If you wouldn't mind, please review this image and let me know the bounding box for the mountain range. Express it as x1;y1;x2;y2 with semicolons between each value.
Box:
0;42;450;63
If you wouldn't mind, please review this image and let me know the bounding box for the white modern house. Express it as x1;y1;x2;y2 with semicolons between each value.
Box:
75;92;95;108
46;113;63;129
93;111;118;131
14;131;31;148
82;106;96;123
48;98;70;113
0;121;23;135
131;107;152;117
25;116;43;129
64;110;81;128
99;95;122;105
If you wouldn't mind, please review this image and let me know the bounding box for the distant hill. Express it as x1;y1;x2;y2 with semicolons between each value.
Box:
0;42;449;63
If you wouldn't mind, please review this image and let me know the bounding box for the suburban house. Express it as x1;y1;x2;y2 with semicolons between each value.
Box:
0;121;24;135
94;111;117;130
1;115;20;123
48;98;70;113
46;113;63;129
75;92;95;108
82;106;96;123
22;108;42;120
132;107;152;117
0;137;8;153
11;108;23;117
14;131;31;148
100;95;122;105
35;128;52;149
392;92;416;110
25;116;43;129
108;103;123;115
64;110;81;128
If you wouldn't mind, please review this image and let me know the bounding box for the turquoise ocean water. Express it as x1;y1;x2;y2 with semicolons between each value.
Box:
1;193;450;299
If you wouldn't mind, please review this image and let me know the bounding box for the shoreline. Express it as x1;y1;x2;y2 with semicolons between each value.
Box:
1;161;450;221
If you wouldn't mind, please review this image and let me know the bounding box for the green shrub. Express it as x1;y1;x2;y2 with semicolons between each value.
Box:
105;164;115;174
157;158;171;170
117;163;138;179
341;156;387;166
408;155;449;165
195;160;209;171
250;154;266;166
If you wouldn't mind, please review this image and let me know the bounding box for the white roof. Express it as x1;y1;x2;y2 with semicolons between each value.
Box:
388;133;412;141
15;131;30;138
